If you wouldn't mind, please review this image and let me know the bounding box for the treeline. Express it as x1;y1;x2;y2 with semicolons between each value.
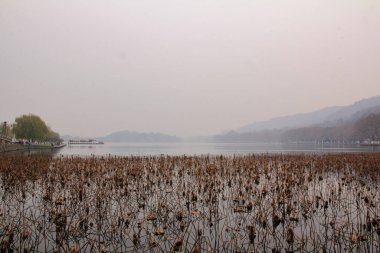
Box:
1;114;60;142
214;113;380;143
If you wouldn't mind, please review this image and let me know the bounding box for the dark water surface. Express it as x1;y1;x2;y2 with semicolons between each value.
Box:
46;142;380;156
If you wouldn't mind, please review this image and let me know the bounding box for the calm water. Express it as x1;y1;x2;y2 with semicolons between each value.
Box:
42;142;380;156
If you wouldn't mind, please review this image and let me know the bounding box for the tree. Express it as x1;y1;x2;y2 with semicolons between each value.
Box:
46;129;61;142
12;114;51;141
353;113;380;140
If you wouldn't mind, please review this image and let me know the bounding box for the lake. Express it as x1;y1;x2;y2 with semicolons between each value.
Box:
43;142;380;156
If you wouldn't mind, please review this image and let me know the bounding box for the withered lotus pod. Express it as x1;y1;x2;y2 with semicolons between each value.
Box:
146;213;157;221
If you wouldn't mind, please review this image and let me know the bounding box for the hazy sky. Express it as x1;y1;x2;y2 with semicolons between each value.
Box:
1;0;380;137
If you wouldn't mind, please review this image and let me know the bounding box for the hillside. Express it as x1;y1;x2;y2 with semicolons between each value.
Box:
237;95;380;133
215;113;380;143
282;113;380;142
216;95;380;143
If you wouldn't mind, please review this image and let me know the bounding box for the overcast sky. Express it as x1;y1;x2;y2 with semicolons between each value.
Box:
1;0;380;137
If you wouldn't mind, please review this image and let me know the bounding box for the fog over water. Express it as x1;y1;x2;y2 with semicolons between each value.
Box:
1;0;380;137
22;142;378;157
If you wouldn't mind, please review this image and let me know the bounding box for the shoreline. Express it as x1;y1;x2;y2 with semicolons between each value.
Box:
0;142;66;153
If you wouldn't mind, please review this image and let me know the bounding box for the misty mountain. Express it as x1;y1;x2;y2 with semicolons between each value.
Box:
97;130;182;143
215;112;380;143
216;95;380;143
237;95;380;133
282;113;380;142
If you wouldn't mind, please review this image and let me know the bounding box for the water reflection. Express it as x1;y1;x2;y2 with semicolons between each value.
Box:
53;142;380;156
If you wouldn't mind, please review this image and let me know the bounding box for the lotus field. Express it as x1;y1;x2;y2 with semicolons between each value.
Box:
0;154;379;252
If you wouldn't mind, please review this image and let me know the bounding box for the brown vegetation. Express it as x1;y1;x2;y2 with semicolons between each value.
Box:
0;154;379;252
